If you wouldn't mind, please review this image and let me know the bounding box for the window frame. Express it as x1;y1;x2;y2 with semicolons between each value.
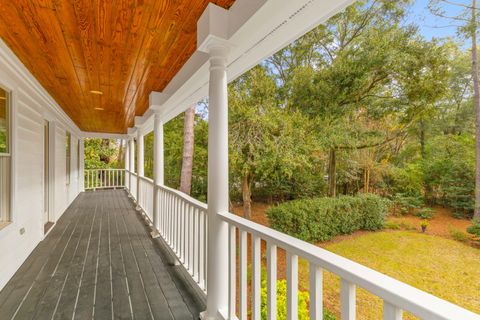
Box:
66;131;71;185
0;88;10;157
0;86;12;226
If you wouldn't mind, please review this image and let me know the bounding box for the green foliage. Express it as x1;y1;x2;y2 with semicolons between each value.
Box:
229;66;324;203
415;208;434;220
467;220;480;238
449;227;468;243
84;138;121;169
384;221;401;230
392;193;424;215
267;194;390;242
422;134;475;216
260;279;335;320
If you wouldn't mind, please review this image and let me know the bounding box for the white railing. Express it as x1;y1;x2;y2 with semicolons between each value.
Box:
123;170;480;320
126;173;208;292
84;169;125;190
219;211;480;320
157;184;209;291
130;172;137;198
138;176;154;222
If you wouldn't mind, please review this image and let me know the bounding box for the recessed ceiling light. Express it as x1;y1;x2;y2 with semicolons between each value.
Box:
94;107;104;111
90;90;103;95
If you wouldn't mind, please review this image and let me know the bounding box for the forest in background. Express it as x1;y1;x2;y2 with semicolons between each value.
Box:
87;0;477;222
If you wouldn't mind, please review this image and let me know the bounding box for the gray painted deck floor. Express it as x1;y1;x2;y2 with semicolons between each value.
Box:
0;190;204;320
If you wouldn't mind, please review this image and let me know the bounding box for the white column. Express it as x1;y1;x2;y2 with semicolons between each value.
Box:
129;138;135;173
125;139;130;172
205;44;229;320
151;112;164;238
128;138;135;197
136;130;144;210
79;138;85;192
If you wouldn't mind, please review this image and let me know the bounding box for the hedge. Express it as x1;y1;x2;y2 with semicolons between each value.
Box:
267;194;390;242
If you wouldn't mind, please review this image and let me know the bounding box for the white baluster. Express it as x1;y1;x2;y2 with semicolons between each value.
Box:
228;224;236;320
252;235;261;320
383;302;402;320
267;242;277;320
309;263;322;320
340;279;356;320
239;230;247;320
287;252;298;320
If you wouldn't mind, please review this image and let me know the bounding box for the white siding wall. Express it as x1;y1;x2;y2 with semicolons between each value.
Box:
0;40;82;290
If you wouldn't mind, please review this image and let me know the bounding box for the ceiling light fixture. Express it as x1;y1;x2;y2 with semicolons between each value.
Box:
94;107;104;111
90;90;103;95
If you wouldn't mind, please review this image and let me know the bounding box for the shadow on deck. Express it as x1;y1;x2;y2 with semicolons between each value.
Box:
0;190;204;320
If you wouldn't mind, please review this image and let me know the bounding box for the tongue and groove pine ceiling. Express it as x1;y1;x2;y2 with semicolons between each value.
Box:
0;0;235;133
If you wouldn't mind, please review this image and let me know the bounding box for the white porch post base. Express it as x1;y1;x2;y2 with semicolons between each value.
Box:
150;229;160;239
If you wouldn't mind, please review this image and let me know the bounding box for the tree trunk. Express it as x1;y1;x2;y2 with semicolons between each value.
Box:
242;174;252;219
118;140;124;168
364;167;370;193
472;0;480;220
419;120;426;159
179;106;195;195
328;148;337;197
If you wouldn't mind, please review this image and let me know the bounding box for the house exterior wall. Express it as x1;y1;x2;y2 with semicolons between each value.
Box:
0;40;82;290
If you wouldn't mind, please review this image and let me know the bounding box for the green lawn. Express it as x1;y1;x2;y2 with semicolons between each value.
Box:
297;231;480;319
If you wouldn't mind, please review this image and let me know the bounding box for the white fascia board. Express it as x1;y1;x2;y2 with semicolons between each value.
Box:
133;0;356;130
0;39;82;137
82;132;129;140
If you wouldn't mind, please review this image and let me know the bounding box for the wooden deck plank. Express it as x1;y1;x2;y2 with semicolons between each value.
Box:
54;194;97;320
109;191;134;320
0;190;200;320
118;192;174;320
0;200;79;312
119;194;197;320
11;207;84;320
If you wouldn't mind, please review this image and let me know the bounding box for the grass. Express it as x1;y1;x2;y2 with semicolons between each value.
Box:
297;231;480;319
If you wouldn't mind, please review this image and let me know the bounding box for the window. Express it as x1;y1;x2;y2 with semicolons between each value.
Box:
66;131;71;185
0;87;11;224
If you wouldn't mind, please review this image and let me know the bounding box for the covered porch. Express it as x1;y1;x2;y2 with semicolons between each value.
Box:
0;0;479;319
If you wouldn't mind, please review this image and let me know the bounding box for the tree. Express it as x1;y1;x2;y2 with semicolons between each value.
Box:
428;0;480;218
180;106;195;195
269;0;448;196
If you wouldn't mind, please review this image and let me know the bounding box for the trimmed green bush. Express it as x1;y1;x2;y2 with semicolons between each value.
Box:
467;220;480;238
260;279;336;320
414;207;434;220
267;194;390;242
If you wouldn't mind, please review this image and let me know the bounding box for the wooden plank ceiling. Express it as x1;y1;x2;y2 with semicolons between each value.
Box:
0;0;235;133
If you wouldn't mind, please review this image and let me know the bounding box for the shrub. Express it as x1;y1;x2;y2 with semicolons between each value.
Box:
467;220;480;238
260;279;336;320
384;221;401;230
399;222;417;231
449;227;468;243
392;193;424;215
267;194;390;242
414;207;434;220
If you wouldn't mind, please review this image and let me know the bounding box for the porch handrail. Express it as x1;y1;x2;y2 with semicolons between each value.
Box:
84;168;125;190
218;210;480;320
